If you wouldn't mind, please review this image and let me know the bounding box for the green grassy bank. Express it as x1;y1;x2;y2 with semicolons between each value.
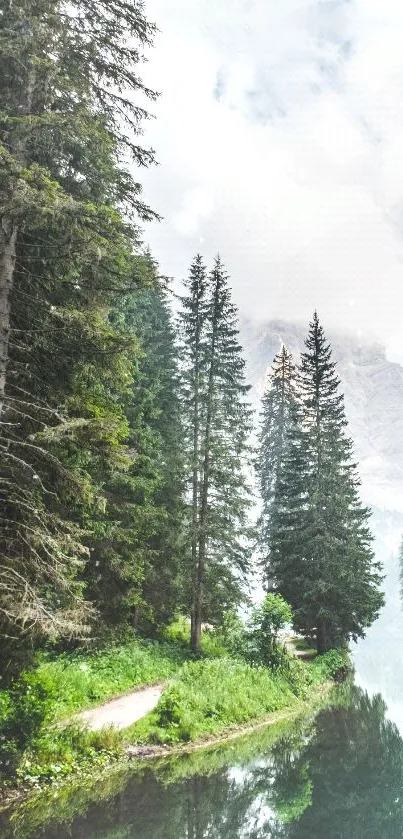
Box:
126;651;344;745
37;637;189;719
0;630;347;792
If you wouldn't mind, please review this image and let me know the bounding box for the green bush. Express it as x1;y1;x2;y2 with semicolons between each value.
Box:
309;648;350;682
225;594;293;670
217;610;248;657
0;670;55;780
246;594;292;667
163;616;191;647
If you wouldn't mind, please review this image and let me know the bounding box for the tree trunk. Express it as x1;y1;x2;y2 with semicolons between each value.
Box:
194;445;209;652
0;222;17;420
190;357;200;651
190;598;202;653
193;295;218;653
316;619;330;654
190;302;201;652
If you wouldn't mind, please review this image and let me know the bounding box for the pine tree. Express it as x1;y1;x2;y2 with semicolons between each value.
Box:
270;313;384;652
180;256;254;651
179;255;208;649
126;273;185;629
257;346;296;588
0;0;157;416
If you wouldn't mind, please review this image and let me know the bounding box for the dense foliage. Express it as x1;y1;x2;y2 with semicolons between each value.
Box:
0;0;158;673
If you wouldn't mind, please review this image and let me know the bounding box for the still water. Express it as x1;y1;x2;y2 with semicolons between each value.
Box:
3;524;403;839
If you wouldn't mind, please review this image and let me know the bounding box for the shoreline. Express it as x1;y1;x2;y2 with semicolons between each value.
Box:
0;680;333;814
125;683;332;760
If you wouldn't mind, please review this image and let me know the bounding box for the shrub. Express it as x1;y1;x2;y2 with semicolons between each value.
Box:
309;648;351;682
0;670;55;781
241;594;293;670
218;610;248;657
163;616;191;647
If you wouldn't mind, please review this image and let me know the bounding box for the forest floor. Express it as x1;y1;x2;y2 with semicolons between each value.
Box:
74;683;165;731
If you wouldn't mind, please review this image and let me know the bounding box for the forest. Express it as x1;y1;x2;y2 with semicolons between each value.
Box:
0;0;384;791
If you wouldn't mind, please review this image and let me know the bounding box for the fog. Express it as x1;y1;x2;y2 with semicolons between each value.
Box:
140;0;403;360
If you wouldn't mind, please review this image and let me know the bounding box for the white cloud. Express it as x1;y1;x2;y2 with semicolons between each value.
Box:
140;0;403;353
172;186;215;236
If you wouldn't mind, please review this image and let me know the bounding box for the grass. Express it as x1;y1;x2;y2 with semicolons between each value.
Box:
0;636;190;788
1;625;348;790
37;637;189;720
16;650;344;787
124;649;347;746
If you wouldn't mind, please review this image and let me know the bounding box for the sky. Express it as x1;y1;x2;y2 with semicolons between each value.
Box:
139;0;403;361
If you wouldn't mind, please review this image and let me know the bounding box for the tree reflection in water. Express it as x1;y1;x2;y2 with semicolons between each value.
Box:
5;685;403;839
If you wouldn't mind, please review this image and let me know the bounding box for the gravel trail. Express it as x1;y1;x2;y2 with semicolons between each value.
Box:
76;683;164;731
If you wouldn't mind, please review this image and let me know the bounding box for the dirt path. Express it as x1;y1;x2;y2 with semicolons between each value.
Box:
76;683;164;732
282;634;316;660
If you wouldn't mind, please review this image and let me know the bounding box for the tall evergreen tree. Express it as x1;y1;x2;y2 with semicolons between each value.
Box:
270;314;384;652
257;346;296;588
179;255;208;649
126;275;185;629
180;256;253;651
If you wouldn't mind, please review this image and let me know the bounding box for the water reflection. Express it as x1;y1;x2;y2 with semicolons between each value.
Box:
283;687;403;838
4;683;403;839
353;526;403;731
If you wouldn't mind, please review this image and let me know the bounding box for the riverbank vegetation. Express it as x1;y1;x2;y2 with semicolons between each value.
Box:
0;599;348;791
127;650;346;746
3;680;400;839
0;698;337;839
0;0;382;794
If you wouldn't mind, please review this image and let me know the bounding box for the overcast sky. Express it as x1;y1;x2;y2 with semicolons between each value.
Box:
140;0;403;360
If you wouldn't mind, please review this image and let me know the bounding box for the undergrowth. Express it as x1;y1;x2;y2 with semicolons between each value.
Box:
37;637;189;719
0;636;189;787
125;649;347;745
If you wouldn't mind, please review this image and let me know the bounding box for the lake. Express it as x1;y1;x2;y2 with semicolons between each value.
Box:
2;525;403;839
